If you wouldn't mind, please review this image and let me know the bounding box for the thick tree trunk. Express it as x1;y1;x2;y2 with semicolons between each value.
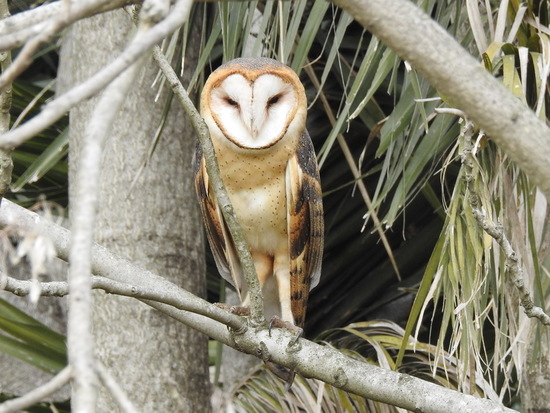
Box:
522;323;550;413
58;9;210;412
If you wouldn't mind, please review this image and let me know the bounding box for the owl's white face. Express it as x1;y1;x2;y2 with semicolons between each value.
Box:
208;74;298;149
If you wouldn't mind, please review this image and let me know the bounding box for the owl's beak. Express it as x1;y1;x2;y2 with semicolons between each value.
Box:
250;119;258;138
246;106;259;139
248;101;265;140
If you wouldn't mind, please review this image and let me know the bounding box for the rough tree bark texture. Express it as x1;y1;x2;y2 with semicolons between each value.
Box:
522;323;550;412
58;9;210;412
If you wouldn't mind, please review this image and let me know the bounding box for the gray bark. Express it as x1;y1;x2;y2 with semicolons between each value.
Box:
522;323;550;413
58;9;210;412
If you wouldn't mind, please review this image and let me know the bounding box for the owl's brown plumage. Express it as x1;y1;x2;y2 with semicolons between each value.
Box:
195;58;323;349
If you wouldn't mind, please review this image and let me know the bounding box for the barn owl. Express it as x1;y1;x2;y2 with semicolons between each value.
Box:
194;57;323;381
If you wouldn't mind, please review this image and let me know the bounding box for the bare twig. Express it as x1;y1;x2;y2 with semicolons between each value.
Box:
461;120;550;326
0;366;72;413
0;0;134;49
1;272;244;330
0;0;192;150
96;362;139;413
0;0;114;91
152;46;265;327
141;0;171;23
0;0;265;51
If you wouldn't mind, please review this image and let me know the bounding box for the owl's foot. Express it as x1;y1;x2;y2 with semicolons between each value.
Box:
214;303;251;316
265;361;295;389
268;316;303;347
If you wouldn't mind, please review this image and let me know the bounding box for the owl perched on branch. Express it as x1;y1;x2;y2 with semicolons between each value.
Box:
195;57;324;384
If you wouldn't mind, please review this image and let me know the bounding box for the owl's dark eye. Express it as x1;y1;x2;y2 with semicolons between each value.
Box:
267;94;281;107
225;97;239;107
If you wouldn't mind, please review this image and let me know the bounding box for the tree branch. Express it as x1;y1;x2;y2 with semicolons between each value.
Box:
152;46;265;327
96;362;139;413
460;120;550;326
0;0;12;199
0;0;276;51
0;366;72;413
0;201;242;333
330;0;550;200
0;200;516;412
1;272;245;330
0;0;189;150
0;0;135;51
0;0;117;92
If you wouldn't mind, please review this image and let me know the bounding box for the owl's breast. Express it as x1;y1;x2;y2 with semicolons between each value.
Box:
232;183;286;252
216;145;291;254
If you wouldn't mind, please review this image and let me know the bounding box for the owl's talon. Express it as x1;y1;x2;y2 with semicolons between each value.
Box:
214;303;250;317
231;306;251;316
268;316;279;337
288;328;303;348
268;316;293;336
268;316;303;346
265;361;296;388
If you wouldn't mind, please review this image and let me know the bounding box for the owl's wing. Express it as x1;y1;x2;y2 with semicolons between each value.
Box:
194;147;244;298
286;130;324;328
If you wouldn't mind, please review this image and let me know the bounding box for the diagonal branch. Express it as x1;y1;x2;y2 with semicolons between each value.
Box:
0;0;114;92
0;366;72;413
0;1;190;150
152;46;265;327
96;362;139;413
0;1;134;47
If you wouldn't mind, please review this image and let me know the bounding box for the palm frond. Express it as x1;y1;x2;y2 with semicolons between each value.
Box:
401;0;550;401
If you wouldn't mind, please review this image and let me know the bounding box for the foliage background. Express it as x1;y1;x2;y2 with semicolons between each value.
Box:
3;0;550;411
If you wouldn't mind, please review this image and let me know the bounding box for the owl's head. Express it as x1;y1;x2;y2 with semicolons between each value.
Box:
200;57;307;150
